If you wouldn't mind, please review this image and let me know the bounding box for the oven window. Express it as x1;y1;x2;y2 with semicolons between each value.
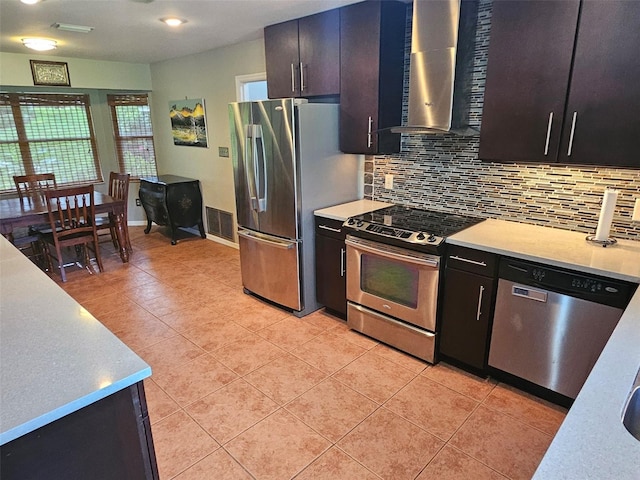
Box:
361;254;419;308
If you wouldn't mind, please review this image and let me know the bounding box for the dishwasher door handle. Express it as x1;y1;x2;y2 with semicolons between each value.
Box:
511;285;548;303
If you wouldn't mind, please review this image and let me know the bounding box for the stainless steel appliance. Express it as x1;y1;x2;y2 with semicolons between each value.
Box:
343;206;484;362
229;99;360;317
389;0;479;135
489;257;636;400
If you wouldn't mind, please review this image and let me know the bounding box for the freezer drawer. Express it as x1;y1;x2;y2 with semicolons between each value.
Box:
238;228;302;311
488;278;623;399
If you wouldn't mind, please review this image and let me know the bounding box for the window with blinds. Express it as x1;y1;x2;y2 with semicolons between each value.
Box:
108;93;158;179
0;93;102;192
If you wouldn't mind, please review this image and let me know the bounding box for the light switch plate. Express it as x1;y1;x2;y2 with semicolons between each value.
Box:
218;146;229;158
384;174;394;189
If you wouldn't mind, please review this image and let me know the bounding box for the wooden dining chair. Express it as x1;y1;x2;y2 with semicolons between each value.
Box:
14;173;57;203
42;184;104;282
96;172;131;252
14;173;58;233
2;228;46;269
8;173;58;269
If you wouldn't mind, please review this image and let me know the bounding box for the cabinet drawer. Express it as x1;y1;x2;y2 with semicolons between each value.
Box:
314;216;346;240
446;245;497;277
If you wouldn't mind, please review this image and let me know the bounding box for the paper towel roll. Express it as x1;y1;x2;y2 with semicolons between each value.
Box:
594;188;618;241
633;198;640;222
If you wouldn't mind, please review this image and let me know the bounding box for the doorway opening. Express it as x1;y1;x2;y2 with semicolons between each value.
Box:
236;73;268;101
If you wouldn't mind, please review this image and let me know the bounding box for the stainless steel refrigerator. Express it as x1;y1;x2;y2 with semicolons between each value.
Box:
229;99;361;317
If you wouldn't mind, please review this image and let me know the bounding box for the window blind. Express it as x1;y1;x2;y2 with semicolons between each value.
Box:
108;93;158;179
0;93;101;192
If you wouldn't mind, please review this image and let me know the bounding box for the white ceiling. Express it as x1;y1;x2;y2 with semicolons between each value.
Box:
0;0;363;64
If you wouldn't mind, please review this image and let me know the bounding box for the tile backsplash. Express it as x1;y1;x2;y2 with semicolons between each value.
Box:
367;0;640;240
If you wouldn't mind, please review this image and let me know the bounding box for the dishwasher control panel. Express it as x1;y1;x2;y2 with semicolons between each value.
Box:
499;258;636;309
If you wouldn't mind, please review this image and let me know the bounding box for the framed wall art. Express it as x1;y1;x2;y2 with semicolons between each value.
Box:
168;98;208;148
30;60;71;86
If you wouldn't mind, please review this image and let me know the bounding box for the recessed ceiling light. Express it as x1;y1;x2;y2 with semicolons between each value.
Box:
161;17;186;27
52;23;94;34
22;38;57;51
20;0;42;4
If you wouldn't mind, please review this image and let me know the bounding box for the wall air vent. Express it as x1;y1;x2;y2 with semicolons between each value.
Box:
206;206;234;240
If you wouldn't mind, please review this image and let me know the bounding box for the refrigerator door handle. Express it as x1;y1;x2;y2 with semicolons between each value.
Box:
253;124;268;212
245;124;260;211
238;228;295;249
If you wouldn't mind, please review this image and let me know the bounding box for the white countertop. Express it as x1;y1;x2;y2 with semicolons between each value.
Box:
448;218;640;282
0;236;151;445
448;219;640;479
314;199;393;221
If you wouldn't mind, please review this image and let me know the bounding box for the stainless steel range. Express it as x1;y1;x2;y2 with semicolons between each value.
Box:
343;205;484;362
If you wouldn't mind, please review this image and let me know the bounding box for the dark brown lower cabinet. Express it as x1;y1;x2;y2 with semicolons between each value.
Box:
315;216;347;318
439;246;497;371
0;382;158;480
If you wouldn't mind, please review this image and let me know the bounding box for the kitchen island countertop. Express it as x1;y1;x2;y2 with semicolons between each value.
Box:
314;199;393;221
0;235;151;445
448;218;640;479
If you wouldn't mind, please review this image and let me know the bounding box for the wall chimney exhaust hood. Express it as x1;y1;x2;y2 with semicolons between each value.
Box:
390;0;479;135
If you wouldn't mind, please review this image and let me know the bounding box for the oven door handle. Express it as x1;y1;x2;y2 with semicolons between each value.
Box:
345;238;439;268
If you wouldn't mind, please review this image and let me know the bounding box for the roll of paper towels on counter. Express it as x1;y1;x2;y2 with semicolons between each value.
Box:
594;188;618;241
633;198;640;222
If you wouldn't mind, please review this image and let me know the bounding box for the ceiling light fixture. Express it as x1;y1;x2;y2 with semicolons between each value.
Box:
52;23;94;33
20;0;42;4
22;38;57;51
161;17;186;27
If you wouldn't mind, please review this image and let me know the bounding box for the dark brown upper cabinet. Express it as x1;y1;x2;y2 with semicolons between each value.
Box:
264;9;340;99
339;0;406;154
479;0;640;168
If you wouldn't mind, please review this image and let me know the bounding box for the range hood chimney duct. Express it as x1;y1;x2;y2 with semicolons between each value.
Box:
391;0;479;135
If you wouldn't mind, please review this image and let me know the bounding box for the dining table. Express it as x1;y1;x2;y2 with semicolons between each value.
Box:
0;191;130;263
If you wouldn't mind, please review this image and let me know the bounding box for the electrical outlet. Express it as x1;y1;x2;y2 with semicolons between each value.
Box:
384;174;394;189
135;198;141;206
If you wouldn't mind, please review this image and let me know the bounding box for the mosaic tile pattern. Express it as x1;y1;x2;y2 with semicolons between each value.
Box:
368;0;640;240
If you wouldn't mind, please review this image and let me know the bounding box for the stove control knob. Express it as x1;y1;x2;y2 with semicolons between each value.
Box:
347;218;355;225
356;220;364;227
416;232;426;241
427;235;437;243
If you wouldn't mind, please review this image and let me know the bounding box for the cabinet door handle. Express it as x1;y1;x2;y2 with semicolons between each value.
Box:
300;62;305;92
544;112;553;155
367;116;373;148
291;63;296;93
567;111;577;156
318;224;341;233
476;285;485;321
340;247;345;277
450;255;487;267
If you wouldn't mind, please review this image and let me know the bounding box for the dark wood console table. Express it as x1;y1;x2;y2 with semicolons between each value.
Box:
139;175;206;245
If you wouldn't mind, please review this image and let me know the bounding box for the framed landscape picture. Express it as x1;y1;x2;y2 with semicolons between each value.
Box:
168;98;208;147
30;60;71;86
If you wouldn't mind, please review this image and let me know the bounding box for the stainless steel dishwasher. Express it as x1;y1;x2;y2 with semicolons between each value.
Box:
488;257;636;400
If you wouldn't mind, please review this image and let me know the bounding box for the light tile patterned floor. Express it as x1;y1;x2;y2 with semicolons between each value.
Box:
54;226;568;480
